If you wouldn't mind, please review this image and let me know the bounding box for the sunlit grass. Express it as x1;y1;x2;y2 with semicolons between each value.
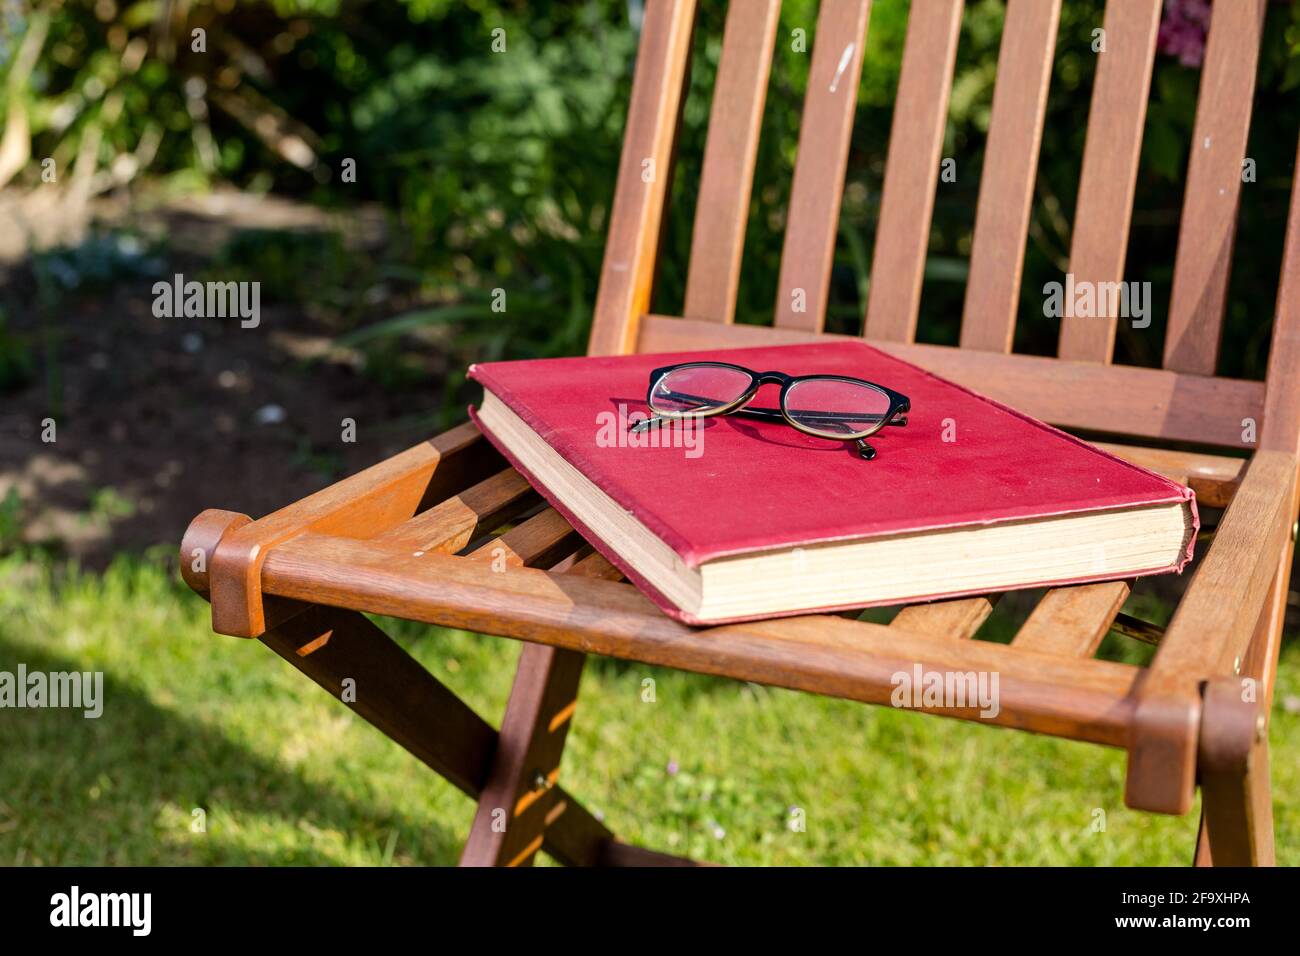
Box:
0;553;1295;866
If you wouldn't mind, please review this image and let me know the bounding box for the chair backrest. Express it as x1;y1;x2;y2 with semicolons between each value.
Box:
587;0;1300;460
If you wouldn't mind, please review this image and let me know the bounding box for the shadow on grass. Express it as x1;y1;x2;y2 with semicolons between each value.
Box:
0;634;465;866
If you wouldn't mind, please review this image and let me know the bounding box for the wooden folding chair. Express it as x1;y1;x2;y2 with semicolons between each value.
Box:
182;0;1298;865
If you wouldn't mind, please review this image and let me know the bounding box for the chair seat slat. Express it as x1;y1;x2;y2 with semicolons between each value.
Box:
891;596;994;640
469;507;583;569
376;468;537;552
568;551;625;581
1012;582;1131;657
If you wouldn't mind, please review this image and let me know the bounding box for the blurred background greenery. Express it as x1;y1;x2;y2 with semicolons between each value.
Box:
8;0;1300;382
1;0;1298;865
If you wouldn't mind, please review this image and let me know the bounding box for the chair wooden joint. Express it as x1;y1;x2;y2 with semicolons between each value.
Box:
1196;677;1275;866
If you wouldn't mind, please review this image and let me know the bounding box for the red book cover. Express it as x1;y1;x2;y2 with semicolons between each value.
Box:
468;341;1197;624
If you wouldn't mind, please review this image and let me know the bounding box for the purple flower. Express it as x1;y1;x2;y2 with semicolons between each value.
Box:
666;759;679;776
1157;0;1211;68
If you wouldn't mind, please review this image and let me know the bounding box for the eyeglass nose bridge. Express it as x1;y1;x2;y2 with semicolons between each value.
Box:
753;371;794;386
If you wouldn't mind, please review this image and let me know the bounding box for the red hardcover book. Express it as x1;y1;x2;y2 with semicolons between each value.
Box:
469;341;1197;625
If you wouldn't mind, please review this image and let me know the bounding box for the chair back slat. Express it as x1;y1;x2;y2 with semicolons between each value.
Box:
862;0;964;343
683;0;782;324
1262;132;1300;458
959;0;1061;353
1056;0;1161;363
589;1;1296;458
1162;0;1266;375
637;313;1265;450
587;0;698;356
772;0;872;332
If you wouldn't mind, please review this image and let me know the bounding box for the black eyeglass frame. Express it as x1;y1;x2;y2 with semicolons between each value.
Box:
635;361;911;460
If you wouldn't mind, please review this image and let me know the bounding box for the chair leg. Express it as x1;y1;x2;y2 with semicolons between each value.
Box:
256;605;610;865
183;510;628;865
261;605;496;795
1198;735;1274;866
1196;677;1274;866
1192;813;1212;866
460;645;605;866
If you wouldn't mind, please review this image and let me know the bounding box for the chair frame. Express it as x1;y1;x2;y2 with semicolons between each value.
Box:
183;0;1299;866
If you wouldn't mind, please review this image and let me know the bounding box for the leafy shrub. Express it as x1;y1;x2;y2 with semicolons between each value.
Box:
0;309;34;393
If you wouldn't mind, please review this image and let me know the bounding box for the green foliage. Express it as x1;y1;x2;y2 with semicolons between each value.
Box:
0;309;34;393
22;230;165;417
205;227;349;304
0;488;23;553
29;231;163;295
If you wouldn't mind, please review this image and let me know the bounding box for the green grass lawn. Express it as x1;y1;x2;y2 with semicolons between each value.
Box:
1;552;1296;866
